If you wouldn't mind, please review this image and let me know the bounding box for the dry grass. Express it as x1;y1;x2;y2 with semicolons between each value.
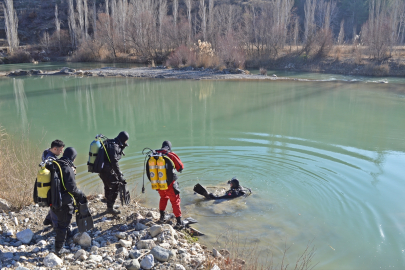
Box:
0;125;42;210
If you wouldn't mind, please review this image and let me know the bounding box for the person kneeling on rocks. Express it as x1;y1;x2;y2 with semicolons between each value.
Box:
47;147;87;256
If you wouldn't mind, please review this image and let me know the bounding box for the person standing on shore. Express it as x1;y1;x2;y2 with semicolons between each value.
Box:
42;139;65;162
42;139;65;226
48;147;86;256
146;141;185;229
98;131;129;215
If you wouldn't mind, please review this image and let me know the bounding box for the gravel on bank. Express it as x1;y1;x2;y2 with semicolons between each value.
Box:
0;195;232;270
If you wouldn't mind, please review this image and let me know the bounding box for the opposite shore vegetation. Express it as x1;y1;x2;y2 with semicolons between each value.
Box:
1;0;405;77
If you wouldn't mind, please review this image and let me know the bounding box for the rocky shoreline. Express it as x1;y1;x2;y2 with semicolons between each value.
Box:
1;66;324;82
0;196;229;270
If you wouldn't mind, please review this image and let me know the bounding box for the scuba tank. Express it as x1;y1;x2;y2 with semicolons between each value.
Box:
148;156;160;190
87;134;107;172
157;156;168;190
35;159;53;207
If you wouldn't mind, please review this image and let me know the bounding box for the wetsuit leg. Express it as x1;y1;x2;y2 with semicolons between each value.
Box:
99;171;119;208
158;189;169;212
51;204;73;252
167;184;182;218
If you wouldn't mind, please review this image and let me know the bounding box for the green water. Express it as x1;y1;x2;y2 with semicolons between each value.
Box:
1;74;405;269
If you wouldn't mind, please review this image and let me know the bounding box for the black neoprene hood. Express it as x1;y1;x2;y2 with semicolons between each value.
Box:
63;147;77;161
116;131;129;146
162;140;172;151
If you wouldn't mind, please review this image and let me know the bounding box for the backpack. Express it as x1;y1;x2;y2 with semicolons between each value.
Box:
87;134;111;173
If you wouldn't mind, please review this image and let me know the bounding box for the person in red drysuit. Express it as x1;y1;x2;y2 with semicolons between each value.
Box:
146;141;184;229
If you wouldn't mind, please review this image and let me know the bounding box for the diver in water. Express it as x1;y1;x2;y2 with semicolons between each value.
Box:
193;178;251;200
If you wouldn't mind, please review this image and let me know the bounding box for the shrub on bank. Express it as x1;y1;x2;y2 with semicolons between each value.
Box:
365;63;390;76
7;49;33;64
0;126;41;210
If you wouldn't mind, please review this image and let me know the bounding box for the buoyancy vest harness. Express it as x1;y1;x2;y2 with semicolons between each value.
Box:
87;134;111;173
142;148;180;192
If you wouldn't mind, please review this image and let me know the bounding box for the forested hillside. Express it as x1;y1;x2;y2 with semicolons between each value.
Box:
1;0;405;76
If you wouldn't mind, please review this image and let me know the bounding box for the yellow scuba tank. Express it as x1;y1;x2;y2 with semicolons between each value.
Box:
36;164;51;206
157;156;168;190
148;157;160;190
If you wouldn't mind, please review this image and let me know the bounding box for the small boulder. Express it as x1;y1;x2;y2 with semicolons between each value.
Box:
140;254;154;270
73;232;92;248
16;266;31;270
150;246;171;262
149;225;162;237
137;239;155;250
212;248;222;258
211;265;221;270
74;249;87;260
16;229;34;244
88;254;102;262
123;259;141;270
119;239;132;248
43;253;63;268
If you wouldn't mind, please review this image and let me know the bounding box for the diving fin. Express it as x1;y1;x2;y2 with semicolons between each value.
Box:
183;217;198;227
119;181;131;206
193;183;210;198
76;200;94;233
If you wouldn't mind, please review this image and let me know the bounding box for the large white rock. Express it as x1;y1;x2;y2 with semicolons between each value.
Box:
137;239;156;250
119;239;132;248
150;246;171;262
73;232;92;248
74;249;87;260
88;254;103;262
149;225;162;237
16;229;34;244
140;254;154;270
43;253;63;268
211;264;221;270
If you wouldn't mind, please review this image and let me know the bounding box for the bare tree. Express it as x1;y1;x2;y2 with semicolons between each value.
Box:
199;0;207;40
77;0;84;40
55;4;61;51
68;0;77;48
208;0;214;39
173;0;178;29
3;0;19;52
84;0;89;40
93;0;97;38
185;0;192;42
304;0;317;42
338;19;344;44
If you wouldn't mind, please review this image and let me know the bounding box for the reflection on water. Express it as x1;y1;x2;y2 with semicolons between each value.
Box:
13;79;28;130
0;76;405;269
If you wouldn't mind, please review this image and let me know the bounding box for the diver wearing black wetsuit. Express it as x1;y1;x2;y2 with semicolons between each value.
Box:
194;178;251;200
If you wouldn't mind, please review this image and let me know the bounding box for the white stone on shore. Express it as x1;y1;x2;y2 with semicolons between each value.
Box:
43;253;63;267
137;239;155;250
14;217;19;226
88;254;103;262
116;232;127;239
119;239;132;248
74;249;87;260
16;229;34;244
73;232;92;248
90;246;99;254
134;223;147;231
175;264;186;270
140;254;154;270
150;246;171;262
15;266;30;270
211;264;221;270
213;248;222;258
149;225;162;237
